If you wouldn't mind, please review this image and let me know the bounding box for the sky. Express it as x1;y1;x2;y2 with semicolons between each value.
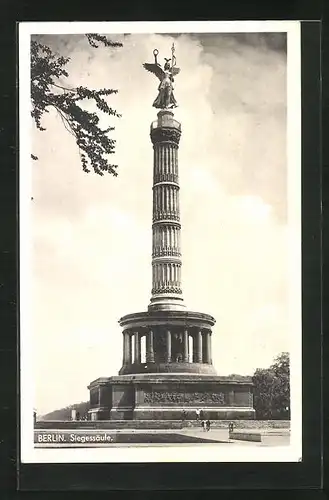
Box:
28;32;292;415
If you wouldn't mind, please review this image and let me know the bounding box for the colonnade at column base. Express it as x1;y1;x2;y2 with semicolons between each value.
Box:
118;309;217;375
88;307;256;421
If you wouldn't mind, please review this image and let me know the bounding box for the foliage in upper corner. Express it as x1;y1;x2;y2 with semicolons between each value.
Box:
30;34;123;176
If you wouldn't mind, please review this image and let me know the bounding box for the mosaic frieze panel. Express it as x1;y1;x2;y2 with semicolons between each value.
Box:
144;390;226;405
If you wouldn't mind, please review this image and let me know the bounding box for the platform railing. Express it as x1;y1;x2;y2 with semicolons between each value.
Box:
151;119;181;131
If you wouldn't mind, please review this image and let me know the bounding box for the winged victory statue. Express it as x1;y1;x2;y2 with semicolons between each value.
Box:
143;44;181;109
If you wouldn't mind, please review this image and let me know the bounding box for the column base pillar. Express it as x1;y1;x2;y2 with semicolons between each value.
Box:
148;294;186;312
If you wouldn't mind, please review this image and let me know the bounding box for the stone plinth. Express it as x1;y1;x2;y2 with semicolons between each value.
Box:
88;374;255;421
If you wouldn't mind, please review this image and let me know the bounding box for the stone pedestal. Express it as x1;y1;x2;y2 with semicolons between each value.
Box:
88;374;255;421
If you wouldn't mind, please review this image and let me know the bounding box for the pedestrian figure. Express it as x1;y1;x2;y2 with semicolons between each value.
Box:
182;409;187;421
229;422;234;433
196;409;201;421
201;420;206;431
206;420;211;432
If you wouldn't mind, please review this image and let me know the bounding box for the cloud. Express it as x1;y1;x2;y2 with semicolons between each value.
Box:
29;32;289;414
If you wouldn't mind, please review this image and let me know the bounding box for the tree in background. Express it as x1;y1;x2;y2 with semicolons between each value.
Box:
31;34;122;176
252;352;290;420
41;401;91;421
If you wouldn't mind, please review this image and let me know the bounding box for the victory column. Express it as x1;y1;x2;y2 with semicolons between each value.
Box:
88;45;255;421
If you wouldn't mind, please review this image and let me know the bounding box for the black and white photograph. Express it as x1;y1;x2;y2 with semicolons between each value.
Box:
19;21;302;463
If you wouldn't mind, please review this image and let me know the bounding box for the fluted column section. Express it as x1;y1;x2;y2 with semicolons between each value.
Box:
149;110;185;311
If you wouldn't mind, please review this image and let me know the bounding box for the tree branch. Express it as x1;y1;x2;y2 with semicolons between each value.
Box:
51;82;75;93
53;104;77;139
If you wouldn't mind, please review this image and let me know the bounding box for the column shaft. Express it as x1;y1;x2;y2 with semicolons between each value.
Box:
192;333;197;363
123;331;130;364
134;332;141;364
162;186;165;216
164;185;167;217
183;329;189;362
197;330;203;363
154;147;158;181
166;329;171;363
122;332;127;365
206;331;212;364
127;332;133;364
146;330;155;363
174;146;178;180
159;147;163;178
164;146;168;177
202;331;207;363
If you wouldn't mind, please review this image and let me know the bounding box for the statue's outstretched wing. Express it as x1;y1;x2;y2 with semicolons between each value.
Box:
172;67;180;76
143;63;165;81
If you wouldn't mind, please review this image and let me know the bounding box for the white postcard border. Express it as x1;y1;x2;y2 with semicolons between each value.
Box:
19;20;302;464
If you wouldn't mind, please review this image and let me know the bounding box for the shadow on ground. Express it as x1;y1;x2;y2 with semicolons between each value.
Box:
112;433;227;444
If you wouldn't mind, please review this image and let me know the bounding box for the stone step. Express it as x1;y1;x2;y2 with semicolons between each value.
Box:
35;419;290;430
36;420;183;430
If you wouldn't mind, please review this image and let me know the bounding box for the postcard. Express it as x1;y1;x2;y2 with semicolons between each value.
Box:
19;20;302;463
